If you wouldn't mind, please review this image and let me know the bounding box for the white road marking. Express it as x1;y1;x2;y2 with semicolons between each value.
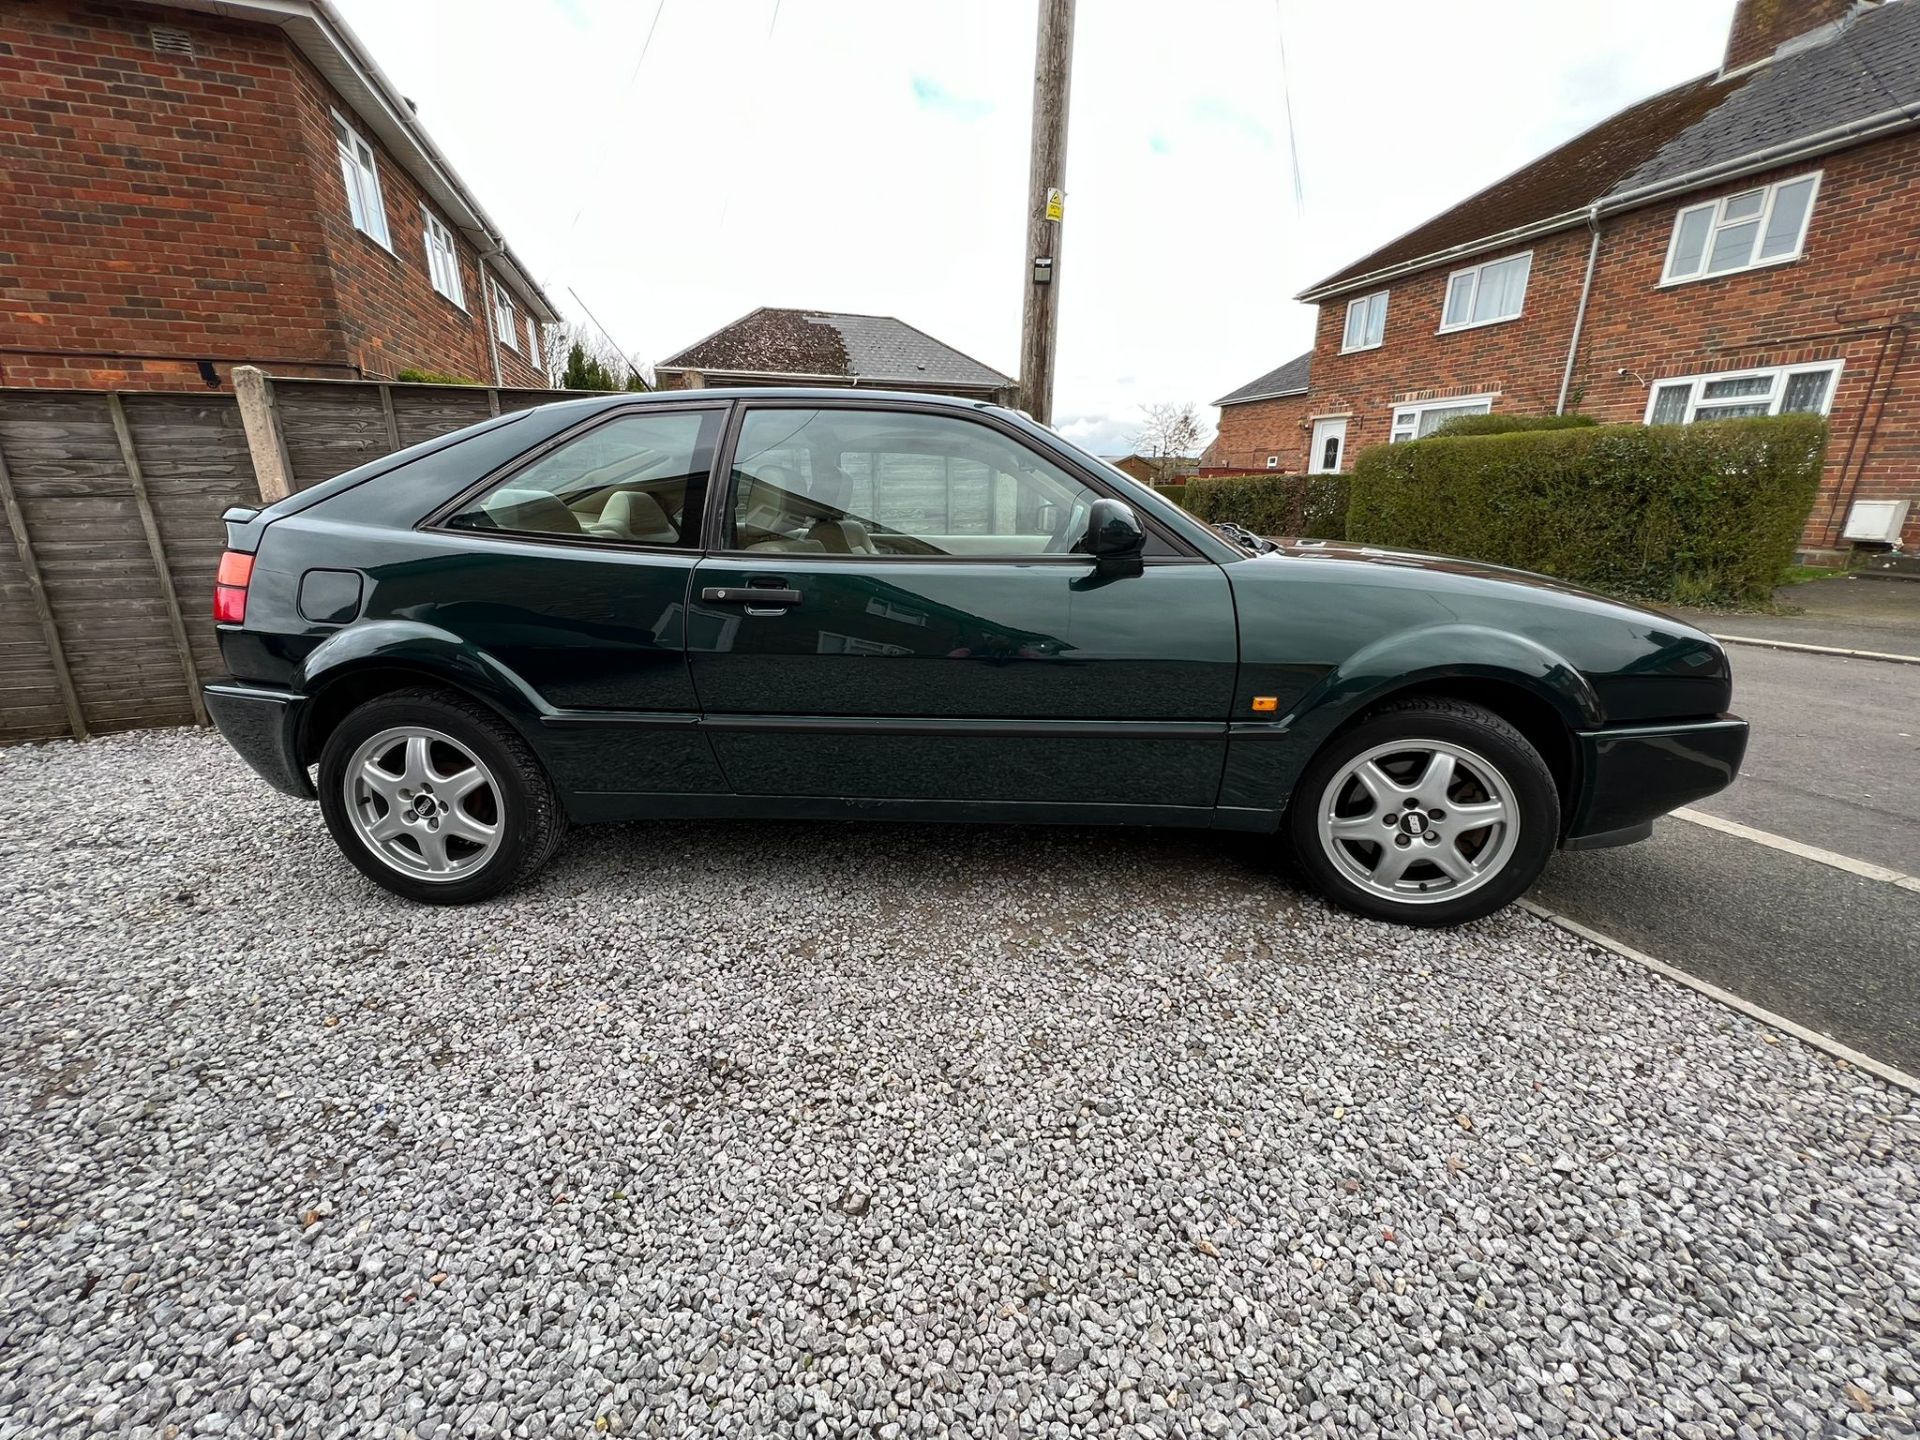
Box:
1520;900;1920;1095
1671;807;1919;888
1712;633;1920;666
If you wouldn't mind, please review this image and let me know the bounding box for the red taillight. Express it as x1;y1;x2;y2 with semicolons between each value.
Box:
214;550;253;624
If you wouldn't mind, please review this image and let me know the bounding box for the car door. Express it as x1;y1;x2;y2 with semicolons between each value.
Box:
686;400;1237;811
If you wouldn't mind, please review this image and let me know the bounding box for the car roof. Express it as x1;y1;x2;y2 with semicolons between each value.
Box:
558;386;1010;414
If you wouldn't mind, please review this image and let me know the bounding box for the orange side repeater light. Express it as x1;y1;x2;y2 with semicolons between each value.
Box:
1251;696;1279;713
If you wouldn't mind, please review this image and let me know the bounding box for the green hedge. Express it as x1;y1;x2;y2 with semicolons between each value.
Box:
1346;415;1827;606
1152;482;1189;510
1176;473;1350;540
1431;412;1597;438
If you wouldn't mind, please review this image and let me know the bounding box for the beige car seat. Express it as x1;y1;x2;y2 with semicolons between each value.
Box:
586;490;679;545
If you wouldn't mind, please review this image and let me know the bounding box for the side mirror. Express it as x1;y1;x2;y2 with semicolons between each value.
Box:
1078;498;1145;576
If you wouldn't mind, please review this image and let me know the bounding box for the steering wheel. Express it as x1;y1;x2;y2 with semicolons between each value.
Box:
1043;498;1091;554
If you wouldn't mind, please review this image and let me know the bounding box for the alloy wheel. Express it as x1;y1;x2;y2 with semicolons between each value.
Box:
342;726;503;882
1315;739;1520;906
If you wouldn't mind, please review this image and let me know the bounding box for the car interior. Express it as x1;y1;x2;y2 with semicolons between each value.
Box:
729;414;1092;558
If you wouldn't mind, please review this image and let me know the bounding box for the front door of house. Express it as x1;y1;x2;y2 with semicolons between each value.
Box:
1309;417;1348;474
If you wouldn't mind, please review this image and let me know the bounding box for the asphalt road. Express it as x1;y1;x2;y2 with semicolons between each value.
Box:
1533;641;1920;1073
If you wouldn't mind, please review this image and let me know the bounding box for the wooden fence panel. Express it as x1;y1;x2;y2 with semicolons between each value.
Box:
123;393;260;694
0;394;198;733
0;378;581;743
0;474;75;745
273;381;392;491
389;384;498;449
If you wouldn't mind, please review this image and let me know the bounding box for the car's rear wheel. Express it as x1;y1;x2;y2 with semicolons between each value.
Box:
1286;698;1559;927
317;687;566;904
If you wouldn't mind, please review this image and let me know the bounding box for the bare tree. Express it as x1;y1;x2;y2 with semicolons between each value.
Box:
1132;402;1210;480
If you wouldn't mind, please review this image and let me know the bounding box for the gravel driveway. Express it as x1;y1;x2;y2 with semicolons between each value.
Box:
3;730;1916;1439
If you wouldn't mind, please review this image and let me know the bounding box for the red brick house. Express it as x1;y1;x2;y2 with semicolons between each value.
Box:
1199;351;1315;475
1221;0;1920;557
0;0;556;391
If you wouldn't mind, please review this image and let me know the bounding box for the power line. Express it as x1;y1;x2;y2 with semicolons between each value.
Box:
1274;1;1306;216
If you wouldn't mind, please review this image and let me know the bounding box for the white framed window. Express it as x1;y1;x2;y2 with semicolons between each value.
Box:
1265;455;1280;469
1644;360;1842;425
1438;252;1531;333
421;208;464;307
1390;394;1495;443
1341;291;1388;352
493;282;519;353
1661;172;1820;285
330;110;390;249
525;316;541;366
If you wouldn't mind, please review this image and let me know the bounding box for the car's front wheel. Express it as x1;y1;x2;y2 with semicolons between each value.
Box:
317;687;567;904
1285;698;1559;927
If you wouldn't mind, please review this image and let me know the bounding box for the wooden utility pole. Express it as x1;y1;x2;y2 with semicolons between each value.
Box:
1017;0;1075;424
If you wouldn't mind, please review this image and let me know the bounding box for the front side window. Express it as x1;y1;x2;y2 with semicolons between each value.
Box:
727;407;1109;558
493;282;519;353
1439;253;1530;332
331;112;390;248
1390;396;1494;442
1341;291;1388;352
1662;173;1819;284
445;409;722;546
422;208;464;306
1643;362;1840;425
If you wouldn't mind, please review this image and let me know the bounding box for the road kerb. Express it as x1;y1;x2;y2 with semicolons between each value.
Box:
1520;900;1920;1095
1711;633;1920;666
1672;807;1919;887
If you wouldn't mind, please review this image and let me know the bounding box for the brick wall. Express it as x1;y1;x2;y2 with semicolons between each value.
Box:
1201;391;1316;474
1302;131;1920;551
0;0;545;391
1571;137;1920;551
283;50;544;389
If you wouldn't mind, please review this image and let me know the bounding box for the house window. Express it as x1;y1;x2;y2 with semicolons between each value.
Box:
1341;291;1388;352
1439;253;1531;332
330;111;390;249
1662;173;1819;284
1265;455;1280;469
1390;395;1494;442
421;209;464;307
525;316;542;367
1644;361;1841;425
493;282;519;353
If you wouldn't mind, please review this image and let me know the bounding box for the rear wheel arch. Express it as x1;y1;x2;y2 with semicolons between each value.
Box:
297;663;531;768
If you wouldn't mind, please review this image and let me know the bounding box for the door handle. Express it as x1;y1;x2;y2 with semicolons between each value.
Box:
702;585;802;607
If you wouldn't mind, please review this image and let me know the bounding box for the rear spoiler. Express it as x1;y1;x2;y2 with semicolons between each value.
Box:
221;504;265;552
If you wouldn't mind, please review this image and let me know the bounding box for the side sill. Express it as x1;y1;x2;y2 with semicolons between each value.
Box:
562;792;1224;827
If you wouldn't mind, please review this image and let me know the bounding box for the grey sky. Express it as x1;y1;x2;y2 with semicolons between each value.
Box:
333;0;1738;453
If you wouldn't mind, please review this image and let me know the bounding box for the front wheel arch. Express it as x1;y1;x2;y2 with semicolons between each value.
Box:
1325;676;1578;831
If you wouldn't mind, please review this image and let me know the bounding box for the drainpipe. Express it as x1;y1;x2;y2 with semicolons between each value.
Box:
478;247;505;388
1557;206;1603;415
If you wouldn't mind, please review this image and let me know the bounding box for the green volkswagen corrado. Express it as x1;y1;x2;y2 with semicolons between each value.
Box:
205;388;1746;926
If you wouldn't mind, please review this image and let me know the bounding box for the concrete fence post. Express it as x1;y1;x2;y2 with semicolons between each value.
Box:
233;365;293;502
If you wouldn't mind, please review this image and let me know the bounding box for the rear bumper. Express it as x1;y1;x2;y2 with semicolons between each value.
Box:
1562;715;1747;845
204;682;314;799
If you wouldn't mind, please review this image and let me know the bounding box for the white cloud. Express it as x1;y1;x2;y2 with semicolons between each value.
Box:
332;0;1736;433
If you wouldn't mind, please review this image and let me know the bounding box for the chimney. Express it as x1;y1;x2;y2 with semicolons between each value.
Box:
1723;0;1877;74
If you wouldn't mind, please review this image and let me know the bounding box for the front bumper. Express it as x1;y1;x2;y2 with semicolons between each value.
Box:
204;682;314;799
1562;715;1748;846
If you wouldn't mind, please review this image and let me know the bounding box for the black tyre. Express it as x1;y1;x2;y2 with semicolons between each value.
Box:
1285;697;1559;927
316;686;567;905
